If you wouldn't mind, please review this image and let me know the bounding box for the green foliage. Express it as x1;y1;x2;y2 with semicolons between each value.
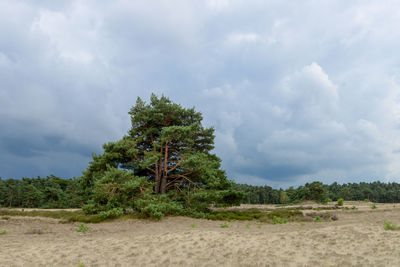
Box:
190;223;196;228
76;262;86;267
371;204;377;209
304;181;327;203
76;223;90;232
337;198;344;206
0;230;7;235
364;198;370;202
233;181;400;205
220;222;229;228
98;208;124;220
272;216;288;224
384;220;399;230
135;196;185;220
351;206;357;210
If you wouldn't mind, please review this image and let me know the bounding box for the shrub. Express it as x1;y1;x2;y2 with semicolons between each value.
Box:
0;230;7;235
190;223;196;228
384;220;398;231
136;197;185;220
364;199;370;202
325;198;332;203
337;198;344;206
351;206;357;210
371;204;377;209
76;223;90;232
315;216;322;222
98;208;124;220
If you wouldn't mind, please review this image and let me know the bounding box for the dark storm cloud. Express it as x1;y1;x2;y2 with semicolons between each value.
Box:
1;0;400;187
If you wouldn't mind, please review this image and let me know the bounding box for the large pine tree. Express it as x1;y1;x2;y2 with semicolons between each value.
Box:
79;94;242;217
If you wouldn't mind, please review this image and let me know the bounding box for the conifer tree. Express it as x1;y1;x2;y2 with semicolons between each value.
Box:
79;94;243;217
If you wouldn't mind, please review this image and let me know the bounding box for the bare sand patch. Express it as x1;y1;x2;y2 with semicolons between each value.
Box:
1;203;400;266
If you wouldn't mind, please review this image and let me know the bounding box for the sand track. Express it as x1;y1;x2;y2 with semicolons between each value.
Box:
1;203;400;266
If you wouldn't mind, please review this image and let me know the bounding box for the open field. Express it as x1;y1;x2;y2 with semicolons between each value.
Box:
1;202;400;266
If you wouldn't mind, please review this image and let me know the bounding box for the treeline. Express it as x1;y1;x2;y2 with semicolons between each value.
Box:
0;176;82;208
235;181;400;204
1;177;400;208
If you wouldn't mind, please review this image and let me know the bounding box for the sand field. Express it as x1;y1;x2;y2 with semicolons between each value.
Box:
1;202;400;266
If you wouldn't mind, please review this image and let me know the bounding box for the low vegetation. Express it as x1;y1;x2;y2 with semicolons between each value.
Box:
76;223;90;232
0;230;7;235
220;222;229;228
384;220;399;231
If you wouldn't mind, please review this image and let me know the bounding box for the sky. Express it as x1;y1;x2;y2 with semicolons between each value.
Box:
1;0;400;188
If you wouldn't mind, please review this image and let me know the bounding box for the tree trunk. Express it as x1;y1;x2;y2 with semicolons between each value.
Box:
160;141;169;194
154;144;163;194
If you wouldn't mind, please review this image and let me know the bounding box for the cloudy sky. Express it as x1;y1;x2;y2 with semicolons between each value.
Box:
1;0;400;187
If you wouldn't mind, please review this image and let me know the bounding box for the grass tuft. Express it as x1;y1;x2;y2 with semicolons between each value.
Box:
220;222;230;228
0;230;7;235
76;223;91;232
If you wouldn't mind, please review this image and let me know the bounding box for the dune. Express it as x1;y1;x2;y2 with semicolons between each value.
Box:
1;203;400;266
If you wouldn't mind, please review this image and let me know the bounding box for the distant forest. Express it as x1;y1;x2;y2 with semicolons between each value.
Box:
1;176;400;208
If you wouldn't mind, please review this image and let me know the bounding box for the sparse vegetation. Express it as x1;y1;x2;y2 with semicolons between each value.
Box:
0;230;7;235
272;216;288;224
371;204;377;209
190;223;196;228
25;226;44;235
384;220;399;231
314;216;322;222
76;223;90;232
220;222;230;228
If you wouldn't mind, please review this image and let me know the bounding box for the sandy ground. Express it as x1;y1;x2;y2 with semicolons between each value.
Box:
1;202;400;267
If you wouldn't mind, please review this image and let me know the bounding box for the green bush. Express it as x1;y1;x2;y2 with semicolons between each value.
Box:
364;199;370;202
98;208;124;219
337;198;344;206
371;204;377;209
314;216;322;222
0;230;7;235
